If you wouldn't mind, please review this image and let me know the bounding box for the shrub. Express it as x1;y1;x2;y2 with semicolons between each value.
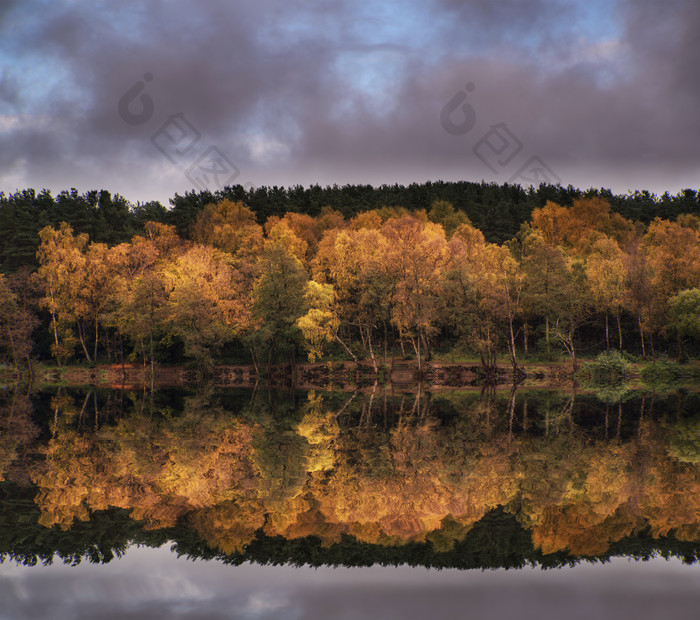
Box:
640;358;684;386
577;350;631;385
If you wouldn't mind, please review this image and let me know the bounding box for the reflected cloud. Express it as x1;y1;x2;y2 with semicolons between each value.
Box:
1;551;699;620
240;592;297;619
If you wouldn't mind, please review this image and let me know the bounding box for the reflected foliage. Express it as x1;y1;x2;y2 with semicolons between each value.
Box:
1;386;700;569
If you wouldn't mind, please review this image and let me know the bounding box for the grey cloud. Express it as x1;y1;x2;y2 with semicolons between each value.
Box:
0;0;698;202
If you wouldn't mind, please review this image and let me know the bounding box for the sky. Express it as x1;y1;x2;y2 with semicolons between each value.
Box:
0;0;698;206
2;546;699;620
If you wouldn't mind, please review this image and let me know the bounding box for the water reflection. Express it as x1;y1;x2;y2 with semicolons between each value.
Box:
2;548;699;620
1;386;700;569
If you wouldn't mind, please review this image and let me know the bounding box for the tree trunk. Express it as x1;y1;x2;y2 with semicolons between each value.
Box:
523;321;529;356
638;315;646;360
420;331;431;362
335;333;357;362
416;331;422;371
93;391;100;432
508;384;517;436
140;337;147;377
367;330;378;374
409;334;422;371
77;321;93;363
289;350;297;385
6;325;18;371
51;310;62;367
677;329;685;361
149;329;155;392
358;323;367;349
383;321;388;365
93;318;100;362
604;313;609;350
120;336;125;389
508;316;518;370
26;356;33;384
249;346;259;373
569;324;577;371
616;312;623;351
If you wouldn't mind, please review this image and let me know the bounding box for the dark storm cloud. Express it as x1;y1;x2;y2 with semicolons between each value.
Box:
435;0;571;43
0;0;697;201
620;0;700;137
1;0;383;197
410;0;700;188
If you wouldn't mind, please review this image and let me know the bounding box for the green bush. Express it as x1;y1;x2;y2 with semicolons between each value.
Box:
577;350;631;385
641;358;684;386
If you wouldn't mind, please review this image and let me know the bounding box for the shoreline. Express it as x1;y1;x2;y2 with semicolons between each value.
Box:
4;359;697;392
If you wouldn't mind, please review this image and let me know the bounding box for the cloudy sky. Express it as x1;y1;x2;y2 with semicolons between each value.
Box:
0;0;698;205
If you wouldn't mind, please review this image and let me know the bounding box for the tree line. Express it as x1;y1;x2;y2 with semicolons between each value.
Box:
1;190;700;372
2;181;699;271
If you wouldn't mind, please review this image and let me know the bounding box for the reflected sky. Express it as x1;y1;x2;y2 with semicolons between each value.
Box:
1;545;699;620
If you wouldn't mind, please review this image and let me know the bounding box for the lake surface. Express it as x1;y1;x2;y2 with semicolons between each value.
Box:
2;549;699;620
1;385;699;617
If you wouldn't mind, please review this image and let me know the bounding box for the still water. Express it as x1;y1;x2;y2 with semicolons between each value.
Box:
1;385;699;618
2;550;699;620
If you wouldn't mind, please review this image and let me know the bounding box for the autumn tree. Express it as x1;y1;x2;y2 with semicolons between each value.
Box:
380;215;448;370
107;251;168;377
312;227;392;369
428;200;471;238
315;206;346;235
668;288;700;360
479;244;524;370
442;222;493;365
190;200;263;264
520;234;570;352
74;242;113;362
519;227;593;368
278;212;322;260
531;197;634;252
625;240;654;359
296;281;343;362
530;200;571;247
34;223;89;364
585;236;629;350
100;224;183;374
442;222;523;370
550;259;592;370
163;245;251;367
642;219;700;353
251;243;308;366
264;219;310;265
